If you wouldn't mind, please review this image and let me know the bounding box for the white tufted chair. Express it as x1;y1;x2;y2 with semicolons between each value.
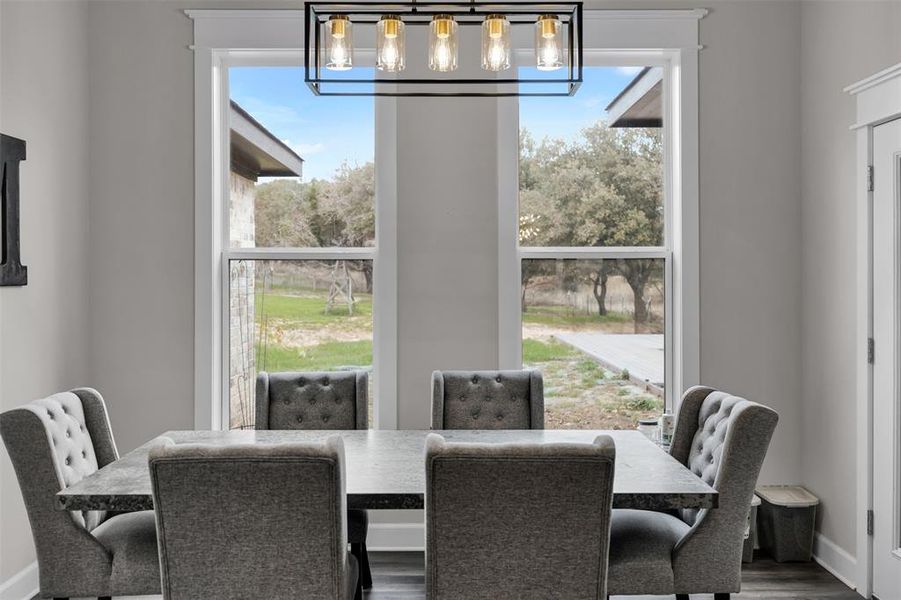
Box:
0;388;161;599
605;386;778;600
256;369;370;597
431;370;544;430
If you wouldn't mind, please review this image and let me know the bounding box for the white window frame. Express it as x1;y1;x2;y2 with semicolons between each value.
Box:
190;8;701;429
498;12;704;411
188;12;398;430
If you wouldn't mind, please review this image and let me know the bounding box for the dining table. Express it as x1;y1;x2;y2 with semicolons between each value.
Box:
56;429;717;512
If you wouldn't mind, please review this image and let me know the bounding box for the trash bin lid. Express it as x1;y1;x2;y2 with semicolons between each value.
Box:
756;485;819;507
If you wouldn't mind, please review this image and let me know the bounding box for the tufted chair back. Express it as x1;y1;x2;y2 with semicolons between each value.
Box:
425;434;616;599
149;437;357;600
668;386;778;594
431;370;544;430
0;388;121;594
256;370;368;430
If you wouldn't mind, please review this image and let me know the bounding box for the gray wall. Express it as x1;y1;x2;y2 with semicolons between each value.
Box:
3;0;900;582
0;0;91;581
85;1;196;456
799;0;901;559
697;0;803;485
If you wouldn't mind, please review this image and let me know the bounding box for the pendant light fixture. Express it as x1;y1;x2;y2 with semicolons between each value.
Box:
536;15;563;71
305;2;582;96
429;14;458;72
325;15;353;71
377;15;406;72
481;14;510;72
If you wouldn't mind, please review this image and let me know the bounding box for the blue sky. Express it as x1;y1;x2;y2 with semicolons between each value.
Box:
229;65;642;181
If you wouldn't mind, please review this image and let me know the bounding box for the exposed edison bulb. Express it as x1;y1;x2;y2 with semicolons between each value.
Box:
377;15;405;72
429;15;458;72
481;15;510;72
535;15;563;71
326;16;353;71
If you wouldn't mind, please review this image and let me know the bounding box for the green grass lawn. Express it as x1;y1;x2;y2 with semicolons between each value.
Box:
246;293;663;429
522;306;633;327
256;292;372;325
522;338;580;362
256;339;372;372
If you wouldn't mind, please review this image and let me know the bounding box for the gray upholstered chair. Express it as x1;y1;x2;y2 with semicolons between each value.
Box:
255;369;371;590
606;386;779;600
0;388;161;600
425;433;616;600
149;436;358;600
430;369;544;429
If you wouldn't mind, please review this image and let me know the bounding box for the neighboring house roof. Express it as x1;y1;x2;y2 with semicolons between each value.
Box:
230;100;304;180
605;67;663;128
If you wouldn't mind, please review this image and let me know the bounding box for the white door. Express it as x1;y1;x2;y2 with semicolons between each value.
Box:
873;116;901;600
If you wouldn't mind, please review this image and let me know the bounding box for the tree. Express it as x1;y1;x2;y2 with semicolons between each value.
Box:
253;162;377;292
518;120;663;328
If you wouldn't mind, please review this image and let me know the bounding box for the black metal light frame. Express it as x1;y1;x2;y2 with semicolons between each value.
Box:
304;1;583;97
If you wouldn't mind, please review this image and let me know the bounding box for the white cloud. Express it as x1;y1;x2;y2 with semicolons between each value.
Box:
616;66;643;76
285;141;326;156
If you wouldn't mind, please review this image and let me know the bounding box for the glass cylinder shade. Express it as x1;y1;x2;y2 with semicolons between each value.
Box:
377;16;405;72
326;16;353;71
429;15;458;72
535;15;563;71
481;15;510;72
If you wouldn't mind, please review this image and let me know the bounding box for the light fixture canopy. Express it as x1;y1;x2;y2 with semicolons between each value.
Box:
304;1;583;97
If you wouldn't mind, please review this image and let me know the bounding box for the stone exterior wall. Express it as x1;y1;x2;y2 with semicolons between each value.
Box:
228;172;256;429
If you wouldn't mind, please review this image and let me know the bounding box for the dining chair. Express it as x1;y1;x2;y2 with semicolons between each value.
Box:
430;369;544;429
255;369;372;590
425;433;616;600
606;386;779;600
0;388;161;599
149;436;359;600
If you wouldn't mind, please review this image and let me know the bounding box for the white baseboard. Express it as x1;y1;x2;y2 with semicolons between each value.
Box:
0;561;37;600
366;522;425;551
812;532;858;592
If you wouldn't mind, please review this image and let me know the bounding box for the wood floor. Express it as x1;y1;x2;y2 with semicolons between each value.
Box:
363;552;861;600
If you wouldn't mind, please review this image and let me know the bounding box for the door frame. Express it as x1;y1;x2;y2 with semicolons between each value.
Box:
847;61;901;599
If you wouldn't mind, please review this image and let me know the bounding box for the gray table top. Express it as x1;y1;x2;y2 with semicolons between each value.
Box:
57;429;717;512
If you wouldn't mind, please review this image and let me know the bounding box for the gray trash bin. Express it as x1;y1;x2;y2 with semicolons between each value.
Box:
743;494;761;563
756;485;819;562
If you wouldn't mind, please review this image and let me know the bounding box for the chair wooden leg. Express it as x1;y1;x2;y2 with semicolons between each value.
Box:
676;595;690;600
713;595;730;600
360;542;373;589
98;597;112;600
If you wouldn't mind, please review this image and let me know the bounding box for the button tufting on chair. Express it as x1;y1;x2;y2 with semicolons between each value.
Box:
431;370;544;430
255;370;371;593
0;388;163;598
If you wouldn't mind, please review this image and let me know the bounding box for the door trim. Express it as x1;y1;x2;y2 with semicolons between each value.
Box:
847;61;901;599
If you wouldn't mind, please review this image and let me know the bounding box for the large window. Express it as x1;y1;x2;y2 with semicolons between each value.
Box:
516;65;668;429
225;66;376;429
